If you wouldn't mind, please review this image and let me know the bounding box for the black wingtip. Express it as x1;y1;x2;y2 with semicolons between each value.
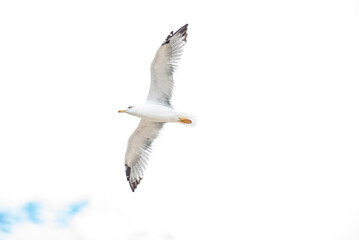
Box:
125;164;131;181
125;164;142;192
129;177;142;192
162;24;188;45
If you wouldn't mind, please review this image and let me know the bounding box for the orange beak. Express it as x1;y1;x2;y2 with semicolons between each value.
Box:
118;110;126;113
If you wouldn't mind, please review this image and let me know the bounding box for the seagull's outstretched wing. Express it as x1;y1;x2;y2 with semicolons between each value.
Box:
125;120;164;192
147;24;188;106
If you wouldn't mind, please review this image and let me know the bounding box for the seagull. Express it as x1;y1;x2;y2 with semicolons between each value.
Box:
118;24;194;192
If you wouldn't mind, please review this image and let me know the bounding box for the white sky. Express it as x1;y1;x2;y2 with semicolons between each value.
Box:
1;0;359;239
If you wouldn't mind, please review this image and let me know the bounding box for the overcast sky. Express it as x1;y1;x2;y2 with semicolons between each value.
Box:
1;0;359;239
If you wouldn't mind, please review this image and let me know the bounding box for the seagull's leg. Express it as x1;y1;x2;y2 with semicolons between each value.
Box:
178;117;192;124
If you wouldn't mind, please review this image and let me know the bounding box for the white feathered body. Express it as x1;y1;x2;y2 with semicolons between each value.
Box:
127;104;179;122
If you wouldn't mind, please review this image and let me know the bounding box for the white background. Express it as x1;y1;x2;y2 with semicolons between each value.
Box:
1;0;359;239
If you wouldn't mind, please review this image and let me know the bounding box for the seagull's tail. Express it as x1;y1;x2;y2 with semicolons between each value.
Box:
177;112;197;127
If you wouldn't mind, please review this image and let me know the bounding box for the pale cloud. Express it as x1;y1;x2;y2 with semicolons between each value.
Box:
0;201;88;239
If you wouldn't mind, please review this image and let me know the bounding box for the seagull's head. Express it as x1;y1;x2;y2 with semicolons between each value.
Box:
118;106;135;114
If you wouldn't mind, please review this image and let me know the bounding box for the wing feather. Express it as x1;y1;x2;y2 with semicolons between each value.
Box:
124;120;164;192
147;24;188;106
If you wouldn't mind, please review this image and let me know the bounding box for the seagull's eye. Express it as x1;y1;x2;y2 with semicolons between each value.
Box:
128;106;133;109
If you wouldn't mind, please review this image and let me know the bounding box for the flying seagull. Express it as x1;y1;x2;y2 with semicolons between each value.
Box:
118;24;194;192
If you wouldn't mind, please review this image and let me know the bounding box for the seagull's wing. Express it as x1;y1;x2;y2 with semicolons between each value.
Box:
147;24;188;106
125;120;164;192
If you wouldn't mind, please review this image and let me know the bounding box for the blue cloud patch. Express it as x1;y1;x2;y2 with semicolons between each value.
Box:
0;200;89;235
57;200;88;227
23;202;42;224
68;201;88;215
0;211;14;233
0;202;41;234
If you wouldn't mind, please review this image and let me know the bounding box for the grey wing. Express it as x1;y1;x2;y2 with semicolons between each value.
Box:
147;24;188;106
125;120;164;192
